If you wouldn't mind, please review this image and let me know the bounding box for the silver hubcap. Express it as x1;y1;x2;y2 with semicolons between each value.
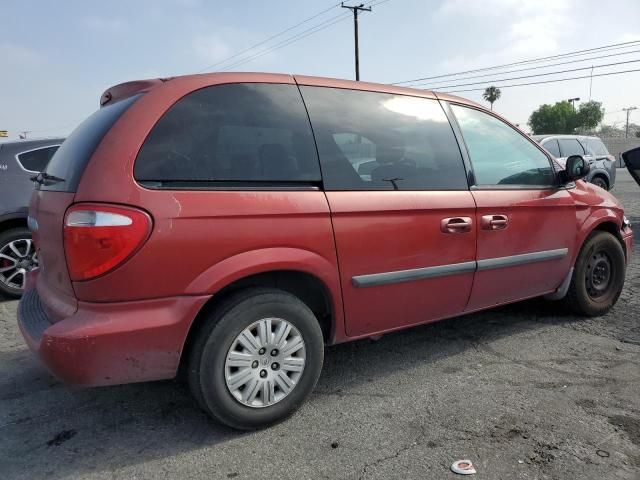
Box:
0;238;37;291
224;318;306;408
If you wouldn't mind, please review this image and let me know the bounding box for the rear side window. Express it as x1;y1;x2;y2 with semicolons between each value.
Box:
541;139;560;157
583;138;609;156
300;86;468;191
41;95;140;192
451;105;554;187
16;145;60;172
558;138;585;157
134;83;320;185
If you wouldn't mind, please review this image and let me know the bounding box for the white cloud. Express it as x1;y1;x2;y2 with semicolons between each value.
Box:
0;42;43;66
435;0;575;71
193;33;233;65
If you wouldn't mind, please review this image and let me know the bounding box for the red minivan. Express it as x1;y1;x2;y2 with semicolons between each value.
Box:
18;73;633;429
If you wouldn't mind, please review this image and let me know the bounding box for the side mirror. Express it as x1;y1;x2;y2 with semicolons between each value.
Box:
622;146;640;187
563;155;590;182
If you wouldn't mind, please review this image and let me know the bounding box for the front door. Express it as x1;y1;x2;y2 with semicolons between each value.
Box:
449;104;576;310
299;85;476;337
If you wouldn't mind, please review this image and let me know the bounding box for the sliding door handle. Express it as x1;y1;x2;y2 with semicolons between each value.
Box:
441;217;473;234
481;214;508;230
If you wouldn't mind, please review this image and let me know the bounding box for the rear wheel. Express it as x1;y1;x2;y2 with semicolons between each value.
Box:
188;288;324;430
562;231;625;316
0;228;37;298
591;175;608;190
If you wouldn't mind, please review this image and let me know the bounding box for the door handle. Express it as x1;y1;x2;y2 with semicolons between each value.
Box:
441;217;473;234
481;214;508;230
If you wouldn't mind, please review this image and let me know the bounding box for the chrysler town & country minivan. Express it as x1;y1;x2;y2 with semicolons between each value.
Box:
18;73;633;429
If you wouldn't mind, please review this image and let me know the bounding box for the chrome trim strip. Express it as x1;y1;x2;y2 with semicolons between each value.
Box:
351;248;569;288
352;261;476;288
476;248;568;271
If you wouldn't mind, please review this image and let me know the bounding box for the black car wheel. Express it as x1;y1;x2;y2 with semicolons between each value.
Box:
187;287;324;430
0;228;38;298
591;175;608;190
562;231;625;316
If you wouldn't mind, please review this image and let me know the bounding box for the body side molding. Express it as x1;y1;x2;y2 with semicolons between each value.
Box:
352;248;569;288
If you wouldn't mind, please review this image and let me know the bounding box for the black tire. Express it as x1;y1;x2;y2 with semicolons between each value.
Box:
562;231;626;316
591;175;609;190
187;287;324;430
0;227;34;298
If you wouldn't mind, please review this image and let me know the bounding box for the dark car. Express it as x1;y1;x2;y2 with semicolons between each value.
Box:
18;73;632;430
0;138;63;297
533;135;616;190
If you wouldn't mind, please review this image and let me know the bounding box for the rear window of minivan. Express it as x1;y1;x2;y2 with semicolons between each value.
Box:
40;94;140;192
134;83;320;186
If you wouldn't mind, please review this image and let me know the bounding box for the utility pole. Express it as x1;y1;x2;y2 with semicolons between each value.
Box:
341;2;371;81
623;106;637;138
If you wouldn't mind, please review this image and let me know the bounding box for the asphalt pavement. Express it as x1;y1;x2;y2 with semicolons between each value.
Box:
1;170;638;480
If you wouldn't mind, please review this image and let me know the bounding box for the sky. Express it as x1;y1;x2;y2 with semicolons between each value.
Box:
1;0;640;140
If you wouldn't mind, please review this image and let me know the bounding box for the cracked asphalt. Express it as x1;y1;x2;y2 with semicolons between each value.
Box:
1;170;639;480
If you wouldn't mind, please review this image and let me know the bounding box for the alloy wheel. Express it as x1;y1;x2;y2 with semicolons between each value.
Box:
0;238;37;292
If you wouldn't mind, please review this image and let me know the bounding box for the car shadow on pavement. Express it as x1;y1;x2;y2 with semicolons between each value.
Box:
0;295;617;480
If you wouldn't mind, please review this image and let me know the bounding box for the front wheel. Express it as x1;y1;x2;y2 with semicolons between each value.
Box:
591;176;608;190
188;288;324;430
562;231;626;316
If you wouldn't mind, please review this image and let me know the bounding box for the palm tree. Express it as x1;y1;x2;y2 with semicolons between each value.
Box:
482;86;501;110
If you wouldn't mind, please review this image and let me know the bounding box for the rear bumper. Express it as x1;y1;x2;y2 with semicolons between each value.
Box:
18;287;209;386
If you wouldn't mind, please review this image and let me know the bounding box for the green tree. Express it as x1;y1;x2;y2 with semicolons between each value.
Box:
576;101;604;132
482;86;501;110
598;123;625;137
528;101;576;134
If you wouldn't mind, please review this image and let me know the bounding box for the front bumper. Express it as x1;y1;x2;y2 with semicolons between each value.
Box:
18;287;209;386
622;228;633;264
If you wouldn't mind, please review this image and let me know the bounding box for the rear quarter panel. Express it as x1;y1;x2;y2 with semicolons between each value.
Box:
72;73;345;337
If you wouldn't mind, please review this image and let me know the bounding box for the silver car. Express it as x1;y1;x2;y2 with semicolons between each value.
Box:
533;135;616;190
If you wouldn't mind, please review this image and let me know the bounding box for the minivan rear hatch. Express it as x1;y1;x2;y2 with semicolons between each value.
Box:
32;94;141;317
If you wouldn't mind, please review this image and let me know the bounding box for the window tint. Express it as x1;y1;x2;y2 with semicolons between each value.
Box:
17;145;60;172
583;138;609;156
541;139;560;157
41;94;140;192
451;105;554;186
300;86;467;191
558;138;585;157
135;83;320;184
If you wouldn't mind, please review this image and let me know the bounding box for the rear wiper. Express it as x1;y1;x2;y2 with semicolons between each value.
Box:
30;172;65;186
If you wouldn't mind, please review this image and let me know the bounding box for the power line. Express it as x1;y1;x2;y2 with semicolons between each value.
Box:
424;58;640;91
218;0;392;72
406;48;640;87
441;67;640;93
219;12;352;71
197;2;343;73
393;39;640;85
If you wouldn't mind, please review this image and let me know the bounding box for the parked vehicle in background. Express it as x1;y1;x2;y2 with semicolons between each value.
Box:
0;138;63;297
622;146;640;186
18;73;633;430
533;134;616;190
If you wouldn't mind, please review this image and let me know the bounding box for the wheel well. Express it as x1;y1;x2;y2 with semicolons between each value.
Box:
0;217;28;234
179;270;334;374
593;221;626;260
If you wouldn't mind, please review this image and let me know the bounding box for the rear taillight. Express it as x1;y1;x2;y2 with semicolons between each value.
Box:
64;204;152;281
